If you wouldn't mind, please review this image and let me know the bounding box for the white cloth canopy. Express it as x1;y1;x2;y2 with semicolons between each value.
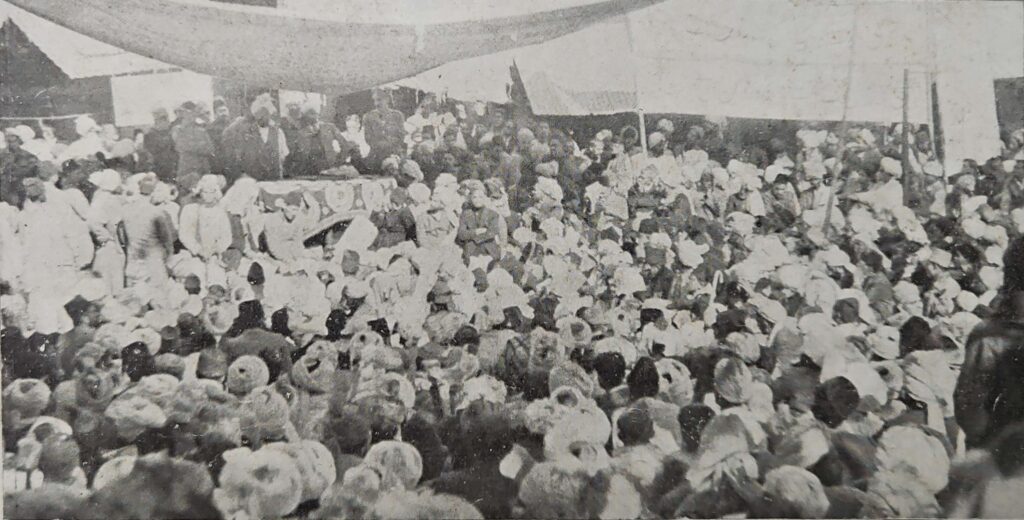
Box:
379;0;1022;166
397;0;1022;120
9;0;1019;166
5;0;662;93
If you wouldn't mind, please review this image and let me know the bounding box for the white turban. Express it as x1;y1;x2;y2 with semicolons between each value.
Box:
13;125;36;143
648;132;666;148
196;174;226;194
250;94;277;116
89;169;123;193
75;115;98;137
535;177;563;202
880;157;903;177
407;183;431;205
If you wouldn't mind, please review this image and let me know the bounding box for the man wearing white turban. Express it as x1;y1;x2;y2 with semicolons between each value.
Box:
59;116;106;164
19;176;90;295
87;169;127;293
179;175;233;260
222;93;290;181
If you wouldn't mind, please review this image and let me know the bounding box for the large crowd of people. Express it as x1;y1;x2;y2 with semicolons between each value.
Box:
2;86;1024;519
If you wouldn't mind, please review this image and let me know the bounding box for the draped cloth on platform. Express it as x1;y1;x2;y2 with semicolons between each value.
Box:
4;0;663;93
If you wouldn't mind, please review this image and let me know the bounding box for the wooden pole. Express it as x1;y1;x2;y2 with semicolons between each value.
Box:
926;73;950;217
821;5;860;236
900;68;913;209
638;109;648;153
623;8;646;154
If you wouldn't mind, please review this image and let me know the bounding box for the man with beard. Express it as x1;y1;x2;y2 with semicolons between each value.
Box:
222;93;290;181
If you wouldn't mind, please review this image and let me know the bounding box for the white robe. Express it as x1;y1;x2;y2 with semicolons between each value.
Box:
43;183;94;268
178;203;233;260
20;199;91;333
88;191;126;294
0;203;24;287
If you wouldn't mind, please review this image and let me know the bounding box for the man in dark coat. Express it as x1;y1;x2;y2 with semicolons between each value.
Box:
955;236;1024;449
144;108;178;182
362;88;406;172
207;97;232;176
456;186;503;262
1;128;39;207
221;94;289;182
172;102;214;179
291;105;354;177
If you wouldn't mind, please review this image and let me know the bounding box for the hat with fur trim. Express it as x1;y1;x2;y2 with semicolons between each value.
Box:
713;357;753;404
104;395;167;441
264;440;337;502
363;441;423;491
3;379;52;430
763;465;830;518
226;355;270;396
239;386;294;446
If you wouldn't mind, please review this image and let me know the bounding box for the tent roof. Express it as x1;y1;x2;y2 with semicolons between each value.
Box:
1;2;174;79
279;0;624;25
374;0;1024;121
5;0;660;93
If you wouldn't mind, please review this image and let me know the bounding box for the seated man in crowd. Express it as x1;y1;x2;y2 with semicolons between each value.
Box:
456;183;503;263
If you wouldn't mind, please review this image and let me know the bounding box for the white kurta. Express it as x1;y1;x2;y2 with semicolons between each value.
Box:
89;190;126;294
20;199;92;333
178;203;233;260
0;203;24;287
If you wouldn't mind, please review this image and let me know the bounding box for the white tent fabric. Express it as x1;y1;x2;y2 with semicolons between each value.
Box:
111;71;214;127
279;0;622;25
4;0;663;93
368;0;1022;167
1;2;172;79
386;58;515;104
411;0;1022;121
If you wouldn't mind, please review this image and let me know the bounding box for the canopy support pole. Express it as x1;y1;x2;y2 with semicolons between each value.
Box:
638;109;648;153
621;8;646;154
901;68;911;194
822;3;860;237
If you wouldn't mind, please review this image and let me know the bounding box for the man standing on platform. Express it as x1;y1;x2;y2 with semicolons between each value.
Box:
145;108;178;182
222;93;290;182
172;101;215;178
293;103;353;177
208;97;232;176
362;88;406;172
